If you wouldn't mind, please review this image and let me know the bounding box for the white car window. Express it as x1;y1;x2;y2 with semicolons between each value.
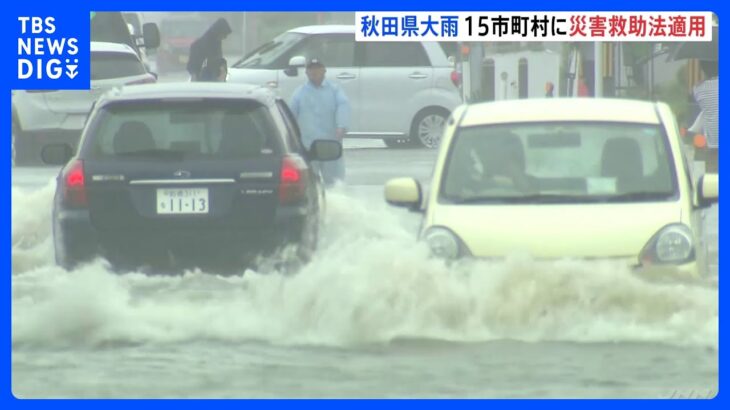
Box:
361;42;430;67
442;122;676;202
289;34;355;68
91;52;146;80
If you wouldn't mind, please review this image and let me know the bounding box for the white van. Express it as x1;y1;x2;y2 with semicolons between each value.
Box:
228;25;463;148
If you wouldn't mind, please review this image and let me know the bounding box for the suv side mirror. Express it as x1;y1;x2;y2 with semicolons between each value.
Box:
142;23;161;49
41;144;74;166
289;56;306;67
284;56;306;77
698;173;718;208
309;140;342;162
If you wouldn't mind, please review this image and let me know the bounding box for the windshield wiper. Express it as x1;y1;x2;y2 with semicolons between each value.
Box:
451;192;675;204
236;58;261;68
450;193;590;204
599;191;674;202
233;41;279;68
115;149;185;160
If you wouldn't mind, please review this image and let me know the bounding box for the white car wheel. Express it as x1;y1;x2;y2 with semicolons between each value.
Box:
413;110;448;149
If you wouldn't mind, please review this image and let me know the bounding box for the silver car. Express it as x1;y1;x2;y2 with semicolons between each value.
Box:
228;25;463;148
12;41;157;165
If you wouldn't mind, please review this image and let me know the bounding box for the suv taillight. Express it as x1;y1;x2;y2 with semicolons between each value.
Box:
279;156;308;205
450;71;462;87
62;160;87;207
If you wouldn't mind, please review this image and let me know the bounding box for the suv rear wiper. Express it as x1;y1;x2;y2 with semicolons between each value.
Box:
233;42;278;68
115;149;185;160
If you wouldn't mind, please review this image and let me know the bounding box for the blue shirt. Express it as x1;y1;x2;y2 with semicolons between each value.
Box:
693;78;719;148
290;80;350;149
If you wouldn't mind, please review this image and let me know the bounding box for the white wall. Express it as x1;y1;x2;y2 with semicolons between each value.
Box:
485;50;561;100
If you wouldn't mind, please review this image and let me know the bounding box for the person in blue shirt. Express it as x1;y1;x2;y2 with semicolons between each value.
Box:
290;58;350;186
689;60;718;173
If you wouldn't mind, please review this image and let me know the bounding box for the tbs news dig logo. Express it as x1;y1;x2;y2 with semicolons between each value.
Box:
17;17;79;81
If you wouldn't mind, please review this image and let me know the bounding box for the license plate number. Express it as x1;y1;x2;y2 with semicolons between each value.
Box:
156;188;209;214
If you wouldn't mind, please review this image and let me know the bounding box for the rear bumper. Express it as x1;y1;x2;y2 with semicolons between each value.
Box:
54;206;311;270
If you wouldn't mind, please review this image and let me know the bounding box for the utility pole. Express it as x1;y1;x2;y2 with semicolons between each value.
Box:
594;41;603;97
469;43;483;102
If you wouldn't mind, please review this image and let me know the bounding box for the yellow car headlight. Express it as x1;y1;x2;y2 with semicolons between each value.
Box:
422;227;466;259
640;224;695;265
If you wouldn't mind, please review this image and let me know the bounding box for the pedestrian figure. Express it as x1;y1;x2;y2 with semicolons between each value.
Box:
290;58;350;186
187;18;232;82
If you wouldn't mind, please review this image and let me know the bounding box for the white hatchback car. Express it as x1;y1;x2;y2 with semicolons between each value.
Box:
12;41;156;165
228;25;463;148
385;98;718;280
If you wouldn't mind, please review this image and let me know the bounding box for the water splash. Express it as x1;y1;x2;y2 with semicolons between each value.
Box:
11;187;718;350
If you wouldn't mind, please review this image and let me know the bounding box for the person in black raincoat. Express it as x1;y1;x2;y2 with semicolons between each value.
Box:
187;18;232;81
199;57;228;82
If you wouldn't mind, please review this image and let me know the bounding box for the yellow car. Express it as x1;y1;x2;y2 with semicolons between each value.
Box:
385;99;718;279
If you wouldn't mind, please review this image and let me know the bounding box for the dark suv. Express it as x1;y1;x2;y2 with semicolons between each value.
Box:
42;83;341;272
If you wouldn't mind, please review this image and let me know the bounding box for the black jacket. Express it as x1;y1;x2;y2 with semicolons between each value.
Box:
187;18;232;80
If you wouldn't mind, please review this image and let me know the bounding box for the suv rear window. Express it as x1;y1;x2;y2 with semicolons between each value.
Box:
87;100;283;160
91;52;146;80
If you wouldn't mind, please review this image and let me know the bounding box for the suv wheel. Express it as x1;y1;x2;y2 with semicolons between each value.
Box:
411;108;448;149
